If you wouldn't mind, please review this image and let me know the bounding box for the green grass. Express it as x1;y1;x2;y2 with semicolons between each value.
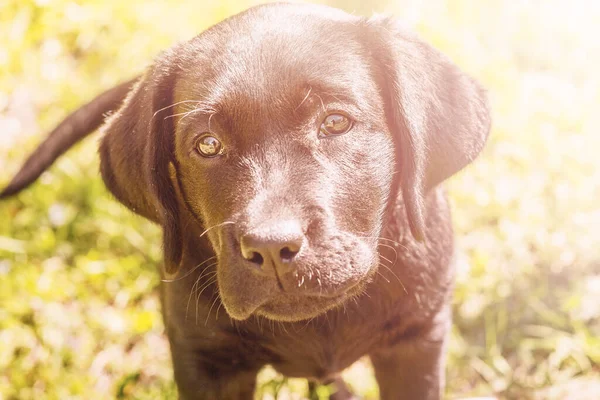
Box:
1;1;599;399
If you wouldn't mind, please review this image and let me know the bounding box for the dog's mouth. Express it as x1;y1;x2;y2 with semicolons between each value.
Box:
215;232;378;322
219;268;369;322
254;282;366;322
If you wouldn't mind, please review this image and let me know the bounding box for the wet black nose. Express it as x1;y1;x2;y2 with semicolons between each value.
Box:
240;220;304;277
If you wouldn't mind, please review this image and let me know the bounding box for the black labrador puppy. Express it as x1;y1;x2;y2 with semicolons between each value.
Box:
1;3;490;399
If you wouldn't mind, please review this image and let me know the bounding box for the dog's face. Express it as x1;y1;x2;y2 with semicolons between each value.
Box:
172;12;395;320
99;4;490;322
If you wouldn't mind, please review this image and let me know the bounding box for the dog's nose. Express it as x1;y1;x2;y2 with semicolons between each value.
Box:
240;220;304;277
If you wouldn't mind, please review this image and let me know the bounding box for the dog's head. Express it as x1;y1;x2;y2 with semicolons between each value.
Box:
99;4;490;321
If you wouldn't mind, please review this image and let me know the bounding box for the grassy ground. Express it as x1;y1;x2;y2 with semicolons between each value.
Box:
1;0;599;399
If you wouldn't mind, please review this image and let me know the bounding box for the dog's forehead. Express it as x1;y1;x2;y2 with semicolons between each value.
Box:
174;4;373;114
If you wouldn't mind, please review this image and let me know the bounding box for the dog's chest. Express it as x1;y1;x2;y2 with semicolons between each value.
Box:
233;281;422;380
252;299;405;381
262;320;379;380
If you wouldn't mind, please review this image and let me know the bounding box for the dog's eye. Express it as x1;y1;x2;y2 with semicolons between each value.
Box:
320;113;353;137
195;134;222;157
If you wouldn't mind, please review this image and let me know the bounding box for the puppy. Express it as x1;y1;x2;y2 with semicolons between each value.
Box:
1;3;490;399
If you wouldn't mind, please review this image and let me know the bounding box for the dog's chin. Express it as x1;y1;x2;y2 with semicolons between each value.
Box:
222;284;364;322
218;267;371;322
255;286;364;322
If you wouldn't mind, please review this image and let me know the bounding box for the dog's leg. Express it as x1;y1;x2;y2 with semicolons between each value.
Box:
369;313;450;400
170;346;259;400
370;339;446;400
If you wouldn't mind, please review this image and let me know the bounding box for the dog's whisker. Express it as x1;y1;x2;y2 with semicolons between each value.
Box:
163;109;200;121
190;269;217;290
325;312;332;330
152;99;205;119
316;269;323;295
306;317;316;331
376;240;396;246
198;290;214;325
376;268;391;284
177;102;202;112
190;269;216;292
379;241;409;252
204;293;221;326
196;265;219;283
195;276;218;325
313;93;326;112
319;90;346;104
295;86;313;111
378;263;408;294
299;317;310;331
178;109;204;125
233;319;242;336
185;275;203;323
253;315;263;334
215;301;223;321
358;235;409;251
191;271;218;323
379;254;394;266
162;256;217;283
173;103;219;125
199;221;235;239
277;321;289;336
192;271;218;299
377;243;399;262
207;110;219;131
186;269;216;323
187;271;215;323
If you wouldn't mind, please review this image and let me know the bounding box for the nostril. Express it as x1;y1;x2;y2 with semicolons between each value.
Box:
240;220;304;272
247;251;264;265
279;246;299;262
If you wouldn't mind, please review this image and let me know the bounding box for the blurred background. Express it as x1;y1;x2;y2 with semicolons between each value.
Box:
0;0;599;399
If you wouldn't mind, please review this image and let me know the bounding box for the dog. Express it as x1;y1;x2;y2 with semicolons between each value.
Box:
1;3;490;399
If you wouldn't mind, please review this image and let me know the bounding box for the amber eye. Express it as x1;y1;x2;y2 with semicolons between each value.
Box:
195;134;222;157
320;113;353;136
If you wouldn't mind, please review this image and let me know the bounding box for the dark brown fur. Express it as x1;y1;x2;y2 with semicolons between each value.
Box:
1;4;490;399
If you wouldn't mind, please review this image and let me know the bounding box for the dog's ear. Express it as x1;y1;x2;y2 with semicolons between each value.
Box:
99;58;183;274
365;18;491;241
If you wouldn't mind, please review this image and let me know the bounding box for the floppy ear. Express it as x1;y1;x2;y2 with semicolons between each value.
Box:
365;17;491;241
99;58;184;274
